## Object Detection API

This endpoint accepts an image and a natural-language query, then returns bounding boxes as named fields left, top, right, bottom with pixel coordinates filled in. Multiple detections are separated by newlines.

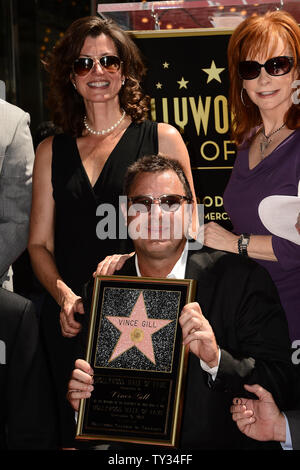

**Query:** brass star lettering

left=202, top=60, right=225, bottom=83
left=177, top=77, right=189, bottom=89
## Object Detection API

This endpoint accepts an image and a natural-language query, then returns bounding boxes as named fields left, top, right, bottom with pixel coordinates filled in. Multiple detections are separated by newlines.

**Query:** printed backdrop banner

left=134, top=30, right=235, bottom=229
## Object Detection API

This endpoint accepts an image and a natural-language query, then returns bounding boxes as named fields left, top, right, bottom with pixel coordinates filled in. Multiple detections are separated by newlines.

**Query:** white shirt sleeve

left=200, top=347, right=221, bottom=381
left=280, top=413, right=293, bottom=450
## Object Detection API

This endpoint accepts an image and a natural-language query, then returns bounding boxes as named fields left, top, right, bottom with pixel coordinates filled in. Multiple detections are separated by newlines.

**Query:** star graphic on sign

left=163, top=61, right=169, bottom=69
left=106, top=292, right=173, bottom=364
left=177, top=77, right=189, bottom=89
left=202, top=60, right=225, bottom=83
left=156, top=82, right=163, bottom=89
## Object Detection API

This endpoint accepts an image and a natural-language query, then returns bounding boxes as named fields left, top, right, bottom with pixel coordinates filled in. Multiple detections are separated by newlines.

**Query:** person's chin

left=139, top=237, right=172, bottom=253
left=147, top=237, right=171, bottom=246
left=146, top=236, right=184, bottom=252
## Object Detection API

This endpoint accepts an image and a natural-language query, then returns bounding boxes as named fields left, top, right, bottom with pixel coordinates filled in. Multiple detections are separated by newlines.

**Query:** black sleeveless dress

left=40, top=120, right=158, bottom=447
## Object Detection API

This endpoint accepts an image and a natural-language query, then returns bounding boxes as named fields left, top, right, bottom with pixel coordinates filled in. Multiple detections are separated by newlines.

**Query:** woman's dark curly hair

left=44, top=16, right=149, bottom=136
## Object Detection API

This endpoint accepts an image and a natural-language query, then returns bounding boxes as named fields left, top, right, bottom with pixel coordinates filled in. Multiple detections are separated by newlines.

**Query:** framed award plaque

left=76, top=275, right=196, bottom=448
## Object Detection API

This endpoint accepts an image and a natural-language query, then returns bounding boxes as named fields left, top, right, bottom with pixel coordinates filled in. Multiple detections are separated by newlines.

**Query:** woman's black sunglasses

left=238, top=56, right=294, bottom=80
left=73, top=55, right=122, bottom=76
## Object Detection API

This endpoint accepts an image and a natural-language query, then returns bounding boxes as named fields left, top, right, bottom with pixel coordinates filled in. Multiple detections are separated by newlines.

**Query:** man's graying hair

left=123, top=154, right=193, bottom=201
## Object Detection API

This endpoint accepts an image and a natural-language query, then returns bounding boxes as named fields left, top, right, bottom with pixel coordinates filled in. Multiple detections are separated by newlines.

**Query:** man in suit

left=0, top=99, right=34, bottom=290
left=67, top=154, right=296, bottom=449
left=0, top=287, right=57, bottom=448
left=230, top=383, right=300, bottom=450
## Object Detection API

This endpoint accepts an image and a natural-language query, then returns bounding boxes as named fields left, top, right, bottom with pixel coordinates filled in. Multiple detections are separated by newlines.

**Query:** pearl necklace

left=260, top=123, right=285, bottom=157
left=83, top=110, right=126, bottom=135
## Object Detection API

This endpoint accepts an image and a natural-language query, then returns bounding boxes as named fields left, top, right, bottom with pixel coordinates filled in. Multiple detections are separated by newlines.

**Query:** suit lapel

left=185, top=249, right=217, bottom=319
left=117, top=256, right=137, bottom=276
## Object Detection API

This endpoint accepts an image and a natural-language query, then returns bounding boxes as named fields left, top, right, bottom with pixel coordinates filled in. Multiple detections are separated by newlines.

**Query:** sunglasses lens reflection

left=239, top=61, right=260, bottom=80
left=239, top=56, right=293, bottom=80
left=73, top=58, right=93, bottom=76
left=101, top=55, right=121, bottom=72
left=265, top=57, right=293, bottom=75
left=160, top=196, right=182, bottom=211
left=73, top=56, right=121, bottom=76
left=129, top=195, right=187, bottom=213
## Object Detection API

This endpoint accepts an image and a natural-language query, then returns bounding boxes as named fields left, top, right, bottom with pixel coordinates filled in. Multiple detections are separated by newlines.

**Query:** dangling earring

left=122, top=79, right=125, bottom=86
left=72, top=81, right=77, bottom=90
left=241, top=88, right=247, bottom=106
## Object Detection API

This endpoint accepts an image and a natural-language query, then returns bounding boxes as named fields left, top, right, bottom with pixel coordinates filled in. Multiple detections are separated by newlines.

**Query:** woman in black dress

left=28, top=16, right=196, bottom=448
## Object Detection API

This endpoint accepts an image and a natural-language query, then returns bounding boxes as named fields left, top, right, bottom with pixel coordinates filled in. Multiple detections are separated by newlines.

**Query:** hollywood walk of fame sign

left=134, top=30, right=235, bottom=230
left=76, top=275, right=196, bottom=447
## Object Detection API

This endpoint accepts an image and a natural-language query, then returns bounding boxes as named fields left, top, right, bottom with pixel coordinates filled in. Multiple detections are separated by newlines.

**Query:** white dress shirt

left=281, top=413, right=293, bottom=450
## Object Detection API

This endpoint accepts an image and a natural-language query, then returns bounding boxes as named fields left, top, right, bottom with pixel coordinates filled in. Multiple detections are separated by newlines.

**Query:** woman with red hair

left=204, top=10, right=300, bottom=342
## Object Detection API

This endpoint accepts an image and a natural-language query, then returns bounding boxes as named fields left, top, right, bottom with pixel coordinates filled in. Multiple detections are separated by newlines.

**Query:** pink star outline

left=106, top=291, right=173, bottom=364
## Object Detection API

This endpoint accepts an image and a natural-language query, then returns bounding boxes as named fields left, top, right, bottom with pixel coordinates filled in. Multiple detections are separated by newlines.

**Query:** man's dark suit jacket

left=82, top=247, right=296, bottom=450
left=286, top=410, right=300, bottom=450
left=0, top=287, right=57, bottom=449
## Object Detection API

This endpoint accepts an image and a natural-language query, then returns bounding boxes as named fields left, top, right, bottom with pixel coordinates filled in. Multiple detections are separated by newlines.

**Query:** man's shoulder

left=0, top=288, right=35, bottom=317
left=186, top=247, right=278, bottom=303
left=0, top=99, right=27, bottom=121
left=115, top=248, right=262, bottom=279
left=117, top=256, right=137, bottom=276
left=187, top=246, right=264, bottom=277
left=0, top=100, right=29, bottom=147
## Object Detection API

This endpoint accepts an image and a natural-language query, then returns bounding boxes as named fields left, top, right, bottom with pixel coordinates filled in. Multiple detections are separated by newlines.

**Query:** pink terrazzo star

left=106, top=291, right=173, bottom=364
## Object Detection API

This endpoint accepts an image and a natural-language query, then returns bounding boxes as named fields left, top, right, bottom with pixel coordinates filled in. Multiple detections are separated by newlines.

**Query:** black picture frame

left=76, top=274, right=196, bottom=448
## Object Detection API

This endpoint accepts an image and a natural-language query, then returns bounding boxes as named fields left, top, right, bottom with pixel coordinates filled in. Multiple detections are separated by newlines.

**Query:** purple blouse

left=223, top=129, right=300, bottom=342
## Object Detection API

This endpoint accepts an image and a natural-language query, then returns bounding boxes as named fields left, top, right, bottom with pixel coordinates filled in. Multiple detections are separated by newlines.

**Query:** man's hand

left=179, top=302, right=219, bottom=367
left=93, top=252, right=135, bottom=277
left=67, top=359, right=94, bottom=411
left=230, top=384, right=286, bottom=442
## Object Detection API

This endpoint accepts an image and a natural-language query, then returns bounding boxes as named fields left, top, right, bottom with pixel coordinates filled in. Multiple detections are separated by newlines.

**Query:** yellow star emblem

left=202, top=60, right=225, bottom=83
left=163, top=62, right=169, bottom=69
left=177, top=77, right=189, bottom=89
left=156, top=82, right=163, bottom=89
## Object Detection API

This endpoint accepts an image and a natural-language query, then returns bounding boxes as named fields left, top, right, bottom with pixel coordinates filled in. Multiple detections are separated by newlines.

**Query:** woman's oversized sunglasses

left=238, top=56, right=294, bottom=80
left=73, top=55, right=122, bottom=76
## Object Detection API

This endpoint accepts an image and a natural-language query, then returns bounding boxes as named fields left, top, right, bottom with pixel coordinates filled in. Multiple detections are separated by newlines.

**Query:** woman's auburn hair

left=227, top=10, right=300, bottom=146
left=44, top=16, right=150, bottom=136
